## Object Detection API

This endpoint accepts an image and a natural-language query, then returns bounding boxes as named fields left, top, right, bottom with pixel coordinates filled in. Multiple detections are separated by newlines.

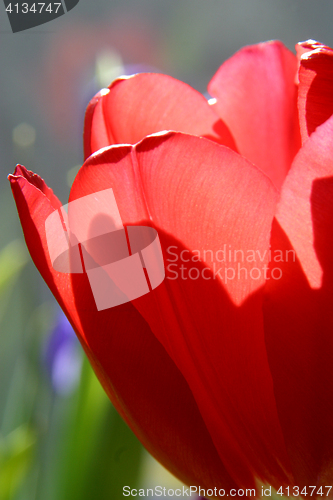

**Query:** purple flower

left=44, top=311, right=82, bottom=396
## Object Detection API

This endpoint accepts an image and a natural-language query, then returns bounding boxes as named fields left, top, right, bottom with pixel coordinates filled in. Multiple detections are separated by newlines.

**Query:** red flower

left=9, top=40, right=333, bottom=493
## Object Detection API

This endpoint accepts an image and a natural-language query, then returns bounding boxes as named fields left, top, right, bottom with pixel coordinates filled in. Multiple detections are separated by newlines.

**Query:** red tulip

left=9, top=40, right=333, bottom=495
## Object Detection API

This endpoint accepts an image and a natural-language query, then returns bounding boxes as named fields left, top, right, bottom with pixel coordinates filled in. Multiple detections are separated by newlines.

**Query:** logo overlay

left=4, top=0, right=80, bottom=33
left=45, top=189, right=165, bottom=311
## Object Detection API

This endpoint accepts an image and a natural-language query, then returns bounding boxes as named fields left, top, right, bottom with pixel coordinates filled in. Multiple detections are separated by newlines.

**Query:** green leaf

left=60, top=359, right=143, bottom=500
left=0, top=240, right=29, bottom=323
left=36, top=357, right=144, bottom=500
left=0, top=425, right=36, bottom=500
left=0, top=240, right=28, bottom=294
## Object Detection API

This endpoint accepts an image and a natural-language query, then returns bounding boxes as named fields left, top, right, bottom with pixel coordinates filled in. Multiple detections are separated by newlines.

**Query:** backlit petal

left=71, top=132, right=292, bottom=488
left=208, top=41, right=301, bottom=189
left=83, top=73, right=236, bottom=159
left=264, top=115, right=333, bottom=486
left=297, top=40, right=333, bottom=142
left=9, top=164, right=236, bottom=491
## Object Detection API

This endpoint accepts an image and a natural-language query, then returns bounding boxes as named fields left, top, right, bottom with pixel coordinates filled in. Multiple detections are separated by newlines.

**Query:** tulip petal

left=8, top=166, right=77, bottom=317
left=263, top=116, right=333, bottom=486
left=208, top=41, right=301, bottom=189
left=70, top=132, right=292, bottom=488
left=83, top=73, right=236, bottom=159
left=297, top=40, right=333, bottom=142
left=275, top=115, right=333, bottom=288
left=9, top=165, right=237, bottom=491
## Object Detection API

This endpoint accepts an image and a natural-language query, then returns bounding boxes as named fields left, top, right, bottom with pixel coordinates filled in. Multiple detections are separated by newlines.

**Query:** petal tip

left=8, top=164, right=27, bottom=181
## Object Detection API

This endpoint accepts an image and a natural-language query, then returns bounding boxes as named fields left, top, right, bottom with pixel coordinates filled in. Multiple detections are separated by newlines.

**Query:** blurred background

left=0, top=1, right=333, bottom=498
